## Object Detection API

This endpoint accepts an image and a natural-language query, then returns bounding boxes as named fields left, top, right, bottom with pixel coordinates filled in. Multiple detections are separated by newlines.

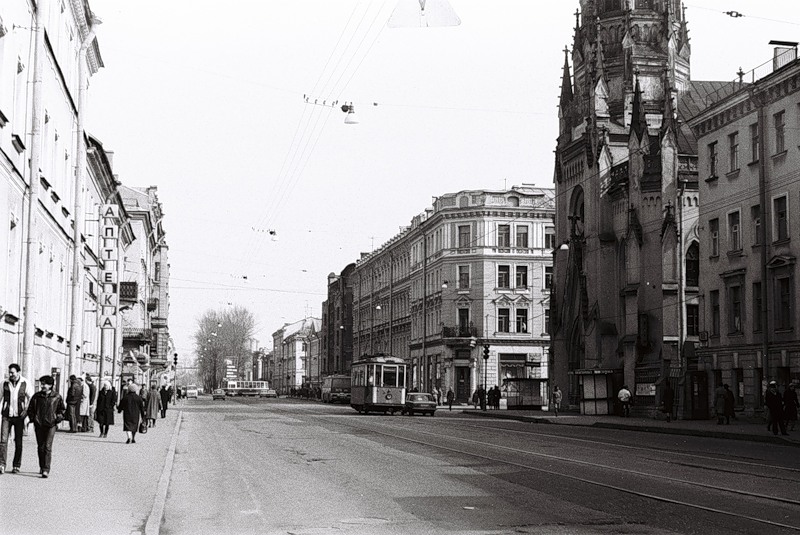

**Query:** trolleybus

left=223, top=379, right=270, bottom=397
left=350, top=355, right=407, bottom=414
left=321, top=375, right=351, bottom=403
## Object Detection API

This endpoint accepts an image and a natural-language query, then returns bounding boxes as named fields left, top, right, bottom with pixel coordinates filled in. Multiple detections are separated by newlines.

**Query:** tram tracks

left=276, top=405, right=800, bottom=532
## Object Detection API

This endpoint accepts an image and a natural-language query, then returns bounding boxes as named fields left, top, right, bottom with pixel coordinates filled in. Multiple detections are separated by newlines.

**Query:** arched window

left=686, top=242, right=699, bottom=286
left=569, top=186, right=585, bottom=237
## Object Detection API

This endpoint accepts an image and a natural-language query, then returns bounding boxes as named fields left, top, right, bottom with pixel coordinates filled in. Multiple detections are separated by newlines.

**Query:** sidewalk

left=0, top=409, right=181, bottom=535
left=461, top=407, right=800, bottom=447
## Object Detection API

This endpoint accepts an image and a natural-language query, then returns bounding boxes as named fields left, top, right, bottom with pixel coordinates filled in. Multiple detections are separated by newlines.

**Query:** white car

left=186, top=385, right=199, bottom=399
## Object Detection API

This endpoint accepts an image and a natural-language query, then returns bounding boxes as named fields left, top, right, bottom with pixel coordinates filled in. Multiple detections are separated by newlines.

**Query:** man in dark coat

left=662, top=381, right=675, bottom=422
left=159, top=385, right=170, bottom=418
left=765, top=381, right=788, bottom=436
left=27, top=375, right=65, bottom=478
left=723, top=384, right=736, bottom=424
left=65, top=375, right=82, bottom=433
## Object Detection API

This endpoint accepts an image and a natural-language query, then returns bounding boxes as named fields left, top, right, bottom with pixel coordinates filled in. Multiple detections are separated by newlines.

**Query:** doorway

left=455, top=366, right=471, bottom=402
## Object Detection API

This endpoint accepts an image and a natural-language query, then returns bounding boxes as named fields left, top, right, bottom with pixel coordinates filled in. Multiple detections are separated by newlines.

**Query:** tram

left=350, top=354, right=407, bottom=414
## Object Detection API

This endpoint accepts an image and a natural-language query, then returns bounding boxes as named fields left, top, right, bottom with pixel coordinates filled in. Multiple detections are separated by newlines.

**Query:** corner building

left=351, top=186, right=554, bottom=403
left=551, top=0, right=737, bottom=416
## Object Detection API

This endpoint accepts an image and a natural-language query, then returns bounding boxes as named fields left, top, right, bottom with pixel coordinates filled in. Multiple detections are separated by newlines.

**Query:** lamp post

left=482, top=344, right=490, bottom=411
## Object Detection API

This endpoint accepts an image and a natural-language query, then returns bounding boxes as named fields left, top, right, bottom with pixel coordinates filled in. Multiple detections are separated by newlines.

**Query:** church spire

left=630, top=74, right=647, bottom=140
left=560, top=46, right=573, bottom=106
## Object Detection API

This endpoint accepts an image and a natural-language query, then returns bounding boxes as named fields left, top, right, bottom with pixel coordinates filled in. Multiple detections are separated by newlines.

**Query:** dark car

left=212, top=388, right=226, bottom=401
left=402, top=393, right=437, bottom=416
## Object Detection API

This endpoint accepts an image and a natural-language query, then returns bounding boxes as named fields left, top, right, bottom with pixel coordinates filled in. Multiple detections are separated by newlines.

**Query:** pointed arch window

left=686, top=242, right=699, bottom=286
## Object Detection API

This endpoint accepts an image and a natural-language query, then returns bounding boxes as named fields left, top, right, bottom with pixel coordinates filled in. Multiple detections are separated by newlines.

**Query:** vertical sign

left=99, top=204, right=119, bottom=329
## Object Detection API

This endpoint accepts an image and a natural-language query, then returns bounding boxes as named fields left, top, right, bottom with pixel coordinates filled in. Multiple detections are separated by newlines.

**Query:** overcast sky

left=85, top=0, right=798, bottom=358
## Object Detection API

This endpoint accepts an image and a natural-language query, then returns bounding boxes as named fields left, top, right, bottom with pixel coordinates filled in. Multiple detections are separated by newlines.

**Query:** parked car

left=402, top=393, right=437, bottom=416
left=186, top=385, right=199, bottom=399
left=260, top=389, right=278, bottom=398
left=212, top=388, right=226, bottom=401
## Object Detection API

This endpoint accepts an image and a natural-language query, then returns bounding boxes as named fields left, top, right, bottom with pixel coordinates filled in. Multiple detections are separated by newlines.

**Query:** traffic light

left=173, top=353, right=178, bottom=367
left=483, top=344, right=490, bottom=360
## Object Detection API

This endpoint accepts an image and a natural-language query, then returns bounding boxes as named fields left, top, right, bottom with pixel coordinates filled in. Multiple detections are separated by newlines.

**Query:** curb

left=462, top=410, right=800, bottom=448
left=144, top=410, right=182, bottom=535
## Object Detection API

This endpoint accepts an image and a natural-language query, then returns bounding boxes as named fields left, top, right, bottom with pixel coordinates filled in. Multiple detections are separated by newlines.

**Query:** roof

left=676, top=80, right=745, bottom=155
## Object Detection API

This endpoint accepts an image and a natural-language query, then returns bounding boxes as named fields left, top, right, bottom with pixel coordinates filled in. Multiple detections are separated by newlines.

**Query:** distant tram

left=350, top=355, right=407, bottom=414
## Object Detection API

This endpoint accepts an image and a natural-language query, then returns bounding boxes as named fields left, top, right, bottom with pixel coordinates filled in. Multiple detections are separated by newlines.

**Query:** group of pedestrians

left=764, top=380, right=799, bottom=436
left=713, top=383, right=737, bottom=425
left=470, top=384, right=502, bottom=411
left=0, top=363, right=175, bottom=479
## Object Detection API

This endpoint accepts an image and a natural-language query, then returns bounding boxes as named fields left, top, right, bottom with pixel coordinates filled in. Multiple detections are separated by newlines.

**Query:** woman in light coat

left=145, top=383, right=162, bottom=428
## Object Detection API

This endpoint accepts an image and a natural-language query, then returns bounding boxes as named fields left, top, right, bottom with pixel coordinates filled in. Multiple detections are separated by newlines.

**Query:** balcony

left=441, top=325, right=478, bottom=347
left=120, top=282, right=138, bottom=302
left=147, top=298, right=159, bottom=312
left=123, top=328, right=152, bottom=342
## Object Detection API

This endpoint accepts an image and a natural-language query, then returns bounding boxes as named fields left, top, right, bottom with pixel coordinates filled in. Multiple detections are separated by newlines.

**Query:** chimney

left=769, top=40, right=798, bottom=71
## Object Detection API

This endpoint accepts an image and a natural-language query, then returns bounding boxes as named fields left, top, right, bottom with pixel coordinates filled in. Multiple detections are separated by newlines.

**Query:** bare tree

left=193, top=306, right=257, bottom=391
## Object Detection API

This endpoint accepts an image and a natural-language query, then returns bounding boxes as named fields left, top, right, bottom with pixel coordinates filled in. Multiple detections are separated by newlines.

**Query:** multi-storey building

left=0, top=0, right=103, bottom=390
left=351, top=186, right=554, bottom=403
left=321, top=265, right=355, bottom=376
left=688, top=46, right=800, bottom=414
left=550, top=0, right=739, bottom=417
left=271, top=317, right=320, bottom=394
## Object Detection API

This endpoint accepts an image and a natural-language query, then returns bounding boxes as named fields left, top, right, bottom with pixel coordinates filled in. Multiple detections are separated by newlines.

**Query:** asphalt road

left=162, top=397, right=800, bottom=535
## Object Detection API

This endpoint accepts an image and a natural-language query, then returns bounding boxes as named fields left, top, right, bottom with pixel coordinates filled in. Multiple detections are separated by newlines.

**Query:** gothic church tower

left=551, top=0, right=701, bottom=415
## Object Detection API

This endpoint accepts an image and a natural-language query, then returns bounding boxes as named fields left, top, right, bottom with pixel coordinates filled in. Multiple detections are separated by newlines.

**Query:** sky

left=85, top=0, right=799, bottom=359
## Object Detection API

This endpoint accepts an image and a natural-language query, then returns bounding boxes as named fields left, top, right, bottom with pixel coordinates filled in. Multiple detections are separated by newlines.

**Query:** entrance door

left=690, top=371, right=709, bottom=420
left=455, top=366, right=471, bottom=402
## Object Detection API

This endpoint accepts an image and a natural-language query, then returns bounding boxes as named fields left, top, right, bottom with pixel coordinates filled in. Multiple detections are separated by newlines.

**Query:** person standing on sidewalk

left=159, top=384, right=170, bottom=419
left=713, top=384, right=726, bottom=425
left=65, top=375, right=82, bottom=433
left=78, top=376, right=90, bottom=432
left=723, top=384, right=736, bottom=424
left=618, top=385, right=632, bottom=417
left=552, top=385, right=562, bottom=417
left=95, top=381, right=116, bottom=438
left=446, top=388, right=455, bottom=411
left=86, top=376, right=97, bottom=433
left=784, top=383, right=798, bottom=432
left=765, top=381, right=788, bottom=436
left=145, top=383, right=161, bottom=428
left=27, top=375, right=65, bottom=478
left=1, top=363, right=31, bottom=474
left=118, top=383, right=145, bottom=443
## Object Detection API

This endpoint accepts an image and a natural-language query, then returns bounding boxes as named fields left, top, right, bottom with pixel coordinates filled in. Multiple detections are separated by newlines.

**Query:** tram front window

left=382, top=366, right=398, bottom=387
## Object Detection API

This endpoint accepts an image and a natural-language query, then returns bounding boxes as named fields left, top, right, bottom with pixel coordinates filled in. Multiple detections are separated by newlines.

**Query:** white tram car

left=350, top=355, right=407, bottom=414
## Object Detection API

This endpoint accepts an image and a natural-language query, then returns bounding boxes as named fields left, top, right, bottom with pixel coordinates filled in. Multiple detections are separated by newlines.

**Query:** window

left=686, top=242, right=699, bottom=286
left=497, top=225, right=511, bottom=248
left=774, top=110, right=785, bottom=154
left=516, top=226, right=529, bottom=248
left=728, top=285, right=743, bottom=333
left=516, top=308, right=528, bottom=333
left=710, top=290, right=720, bottom=336
left=728, top=131, right=739, bottom=172
left=544, top=227, right=556, bottom=250
left=458, top=265, right=470, bottom=289
left=775, top=276, right=793, bottom=330
left=750, top=123, right=759, bottom=162
left=497, top=308, right=510, bottom=332
left=497, top=265, right=510, bottom=288
left=544, top=266, right=553, bottom=289
left=774, top=195, right=788, bottom=241
left=709, top=218, right=719, bottom=256
left=515, top=266, right=528, bottom=288
left=734, top=368, right=744, bottom=406
left=154, top=262, right=161, bottom=281
left=544, top=309, right=550, bottom=335
left=727, top=211, right=741, bottom=251
left=458, top=225, right=471, bottom=249
left=751, top=205, right=761, bottom=246
left=686, top=304, right=699, bottom=336
left=458, top=308, right=470, bottom=333
left=635, top=0, right=653, bottom=8
left=708, top=141, right=718, bottom=177
left=753, top=282, right=762, bottom=332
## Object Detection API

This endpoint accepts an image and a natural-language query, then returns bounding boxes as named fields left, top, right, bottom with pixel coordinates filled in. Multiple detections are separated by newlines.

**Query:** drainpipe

left=21, top=0, right=48, bottom=379
left=68, top=16, right=101, bottom=378
left=756, top=95, right=770, bottom=385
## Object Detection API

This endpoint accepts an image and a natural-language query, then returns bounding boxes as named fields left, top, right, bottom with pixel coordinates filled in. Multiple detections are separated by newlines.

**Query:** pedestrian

left=713, top=384, right=726, bottom=425
left=471, top=389, right=478, bottom=409
left=765, top=380, right=788, bottom=436
left=552, top=385, right=562, bottom=416
left=477, top=384, right=487, bottom=411
left=723, top=384, right=735, bottom=424
left=662, top=381, right=674, bottom=422
left=26, top=375, right=65, bottom=478
left=159, top=384, right=170, bottom=418
left=78, top=376, right=90, bottom=432
left=65, top=375, right=82, bottom=433
left=94, top=380, right=116, bottom=438
left=446, top=388, right=455, bottom=411
left=618, top=385, right=632, bottom=417
left=117, top=383, right=145, bottom=444
left=145, top=383, right=161, bottom=428
left=494, top=386, right=501, bottom=410
left=86, top=376, right=97, bottom=433
left=1, top=363, right=32, bottom=474
left=784, top=383, right=798, bottom=432
left=436, top=387, right=442, bottom=406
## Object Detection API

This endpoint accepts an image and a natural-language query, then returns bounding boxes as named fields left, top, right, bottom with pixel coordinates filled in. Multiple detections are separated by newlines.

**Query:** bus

left=350, top=355, right=407, bottom=415
left=321, top=375, right=351, bottom=404
left=223, top=380, right=270, bottom=397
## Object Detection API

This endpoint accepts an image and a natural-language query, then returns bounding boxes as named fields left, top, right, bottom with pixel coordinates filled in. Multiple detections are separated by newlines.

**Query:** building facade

left=689, top=47, right=800, bottom=414
left=271, top=317, right=321, bottom=394
left=351, top=186, right=555, bottom=403
left=321, top=264, right=355, bottom=377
